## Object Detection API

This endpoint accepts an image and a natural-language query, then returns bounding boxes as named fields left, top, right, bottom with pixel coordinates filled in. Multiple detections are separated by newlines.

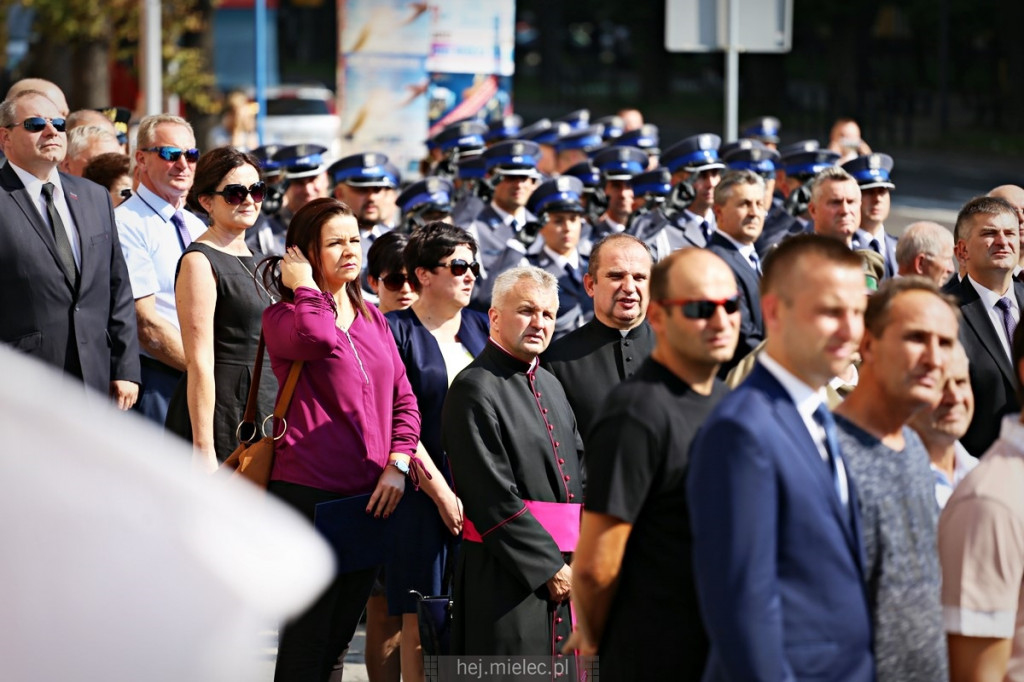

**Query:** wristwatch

left=390, top=458, right=411, bottom=475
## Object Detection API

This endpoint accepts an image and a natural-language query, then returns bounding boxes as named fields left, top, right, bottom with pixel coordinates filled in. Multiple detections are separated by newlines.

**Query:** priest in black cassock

left=442, top=265, right=584, bottom=665
left=543, top=233, right=655, bottom=439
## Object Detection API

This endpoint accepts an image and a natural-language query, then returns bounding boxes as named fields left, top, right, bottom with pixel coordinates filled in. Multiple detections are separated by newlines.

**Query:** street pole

left=141, top=0, right=162, bottom=115
left=255, top=0, right=267, bottom=144
left=723, top=0, right=739, bottom=141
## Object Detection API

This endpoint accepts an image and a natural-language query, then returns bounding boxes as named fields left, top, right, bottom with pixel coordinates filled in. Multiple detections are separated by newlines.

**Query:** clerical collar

left=488, top=338, right=539, bottom=374
left=595, top=316, right=647, bottom=339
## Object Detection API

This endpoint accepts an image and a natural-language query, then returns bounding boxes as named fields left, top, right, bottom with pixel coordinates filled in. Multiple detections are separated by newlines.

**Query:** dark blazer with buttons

left=543, top=317, right=655, bottom=440
left=0, top=162, right=139, bottom=393
left=707, top=232, right=764, bottom=376
left=943, top=275, right=1024, bottom=456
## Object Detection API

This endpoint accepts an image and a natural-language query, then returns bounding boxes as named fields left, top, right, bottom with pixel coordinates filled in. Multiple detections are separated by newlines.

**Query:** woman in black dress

left=166, top=147, right=277, bottom=470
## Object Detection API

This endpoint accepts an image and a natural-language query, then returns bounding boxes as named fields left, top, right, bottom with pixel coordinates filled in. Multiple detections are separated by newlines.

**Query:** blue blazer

left=386, top=307, right=490, bottom=473
left=687, top=363, right=874, bottom=682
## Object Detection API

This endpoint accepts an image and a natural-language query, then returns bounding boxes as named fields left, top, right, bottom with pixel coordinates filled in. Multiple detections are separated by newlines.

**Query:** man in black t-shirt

left=567, top=248, right=740, bottom=680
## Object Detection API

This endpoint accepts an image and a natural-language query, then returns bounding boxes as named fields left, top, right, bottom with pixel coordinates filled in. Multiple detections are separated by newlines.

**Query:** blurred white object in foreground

left=0, top=346, right=334, bottom=681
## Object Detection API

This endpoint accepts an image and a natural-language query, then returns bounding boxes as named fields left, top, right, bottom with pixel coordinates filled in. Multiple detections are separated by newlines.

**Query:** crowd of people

left=3, top=74, right=1024, bottom=682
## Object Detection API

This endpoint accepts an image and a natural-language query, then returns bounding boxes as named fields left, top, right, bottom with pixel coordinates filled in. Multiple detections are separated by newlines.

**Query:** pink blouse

left=263, top=287, right=420, bottom=495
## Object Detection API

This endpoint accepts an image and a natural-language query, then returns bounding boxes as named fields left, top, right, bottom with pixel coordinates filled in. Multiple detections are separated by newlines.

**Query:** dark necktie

left=564, top=262, right=581, bottom=285
left=171, top=210, right=192, bottom=249
left=869, top=237, right=882, bottom=255
left=509, top=217, right=519, bottom=232
left=812, top=403, right=846, bottom=506
left=700, top=220, right=711, bottom=243
left=748, top=250, right=762, bottom=276
left=41, top=182, right=78, bottom=287
left=995, top=297, right=1018, bottom=351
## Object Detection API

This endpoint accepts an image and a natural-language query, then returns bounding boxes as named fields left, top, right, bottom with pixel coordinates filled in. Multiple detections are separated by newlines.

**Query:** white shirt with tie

left=8, top=161, right=80, bottom=267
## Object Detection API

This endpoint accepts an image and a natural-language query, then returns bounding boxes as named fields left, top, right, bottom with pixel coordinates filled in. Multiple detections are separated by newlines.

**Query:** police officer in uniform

left=271, top=143, right=329, bottom=228
left=464, top=140, right=541, bottom=310
left=395, top=176, right=454, bottom=232
left=590, top=146, right=649, bottom=244
left=845, top=153, right=898, bottom=279
left=526, top=176, right=594, bottom=339
left=630, top=133, right=725, bottom=260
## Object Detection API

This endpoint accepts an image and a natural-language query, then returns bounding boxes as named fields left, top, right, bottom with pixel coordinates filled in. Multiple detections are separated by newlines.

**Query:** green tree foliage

left=0, top=0, right=218, bottom=113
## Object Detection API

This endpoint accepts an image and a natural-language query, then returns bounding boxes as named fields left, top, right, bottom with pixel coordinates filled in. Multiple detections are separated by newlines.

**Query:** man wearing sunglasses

left=688, top=235, right=874, bottom=682
left=115, top=114, right=207, bottom=424
left=707, top=169, right=767, bottom=377
left=0, top=88, right=140, bottom=408
left=568, top=248, right=738, bottom=679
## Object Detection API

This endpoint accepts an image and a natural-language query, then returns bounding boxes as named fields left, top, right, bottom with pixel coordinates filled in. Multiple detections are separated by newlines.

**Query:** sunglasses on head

left=658, top=295, right=741, bottom=319
left=9, top=117, right=66, bottom=133
left=211, top=182, right=267, bottom=205
left=380, top=272, right=411, bottom=292
left=435, top=258, right=481, bottom=278
left=143, top=146, right=200, bottom=163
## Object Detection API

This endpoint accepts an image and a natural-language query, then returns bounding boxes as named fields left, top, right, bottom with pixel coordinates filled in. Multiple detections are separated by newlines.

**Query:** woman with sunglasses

left=259, top=198, right=420, bottom=681
left=383, top=221, right=488, bottom=681
left=165, top=147, right=276, bottom=470
left=366, top=231, right=417, bottom=314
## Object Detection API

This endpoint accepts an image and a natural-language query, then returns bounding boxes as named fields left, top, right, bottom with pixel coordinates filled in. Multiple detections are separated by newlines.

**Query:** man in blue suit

left=688, top=234, right=875, bottom=681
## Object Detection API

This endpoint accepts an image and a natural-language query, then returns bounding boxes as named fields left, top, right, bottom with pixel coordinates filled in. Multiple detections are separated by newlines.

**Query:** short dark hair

left=186, top=146, right=261, bottom=216
left=761, top=234, right=863, bottom=300
left=366, top=230, right=408, bottom=279
left=82, top=152, right=130, bottom=191
left=863, top=276, right=959, bottom=338
left=258, top=197, right=370, bottom=319
left=403, top=221, right=477, bottom=292
left=954, top=195, right=1017, bottom=243
left=587, top=232, right=652, bottom=279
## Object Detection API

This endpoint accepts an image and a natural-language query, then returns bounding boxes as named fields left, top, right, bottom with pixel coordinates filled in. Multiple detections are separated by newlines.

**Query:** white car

left=256, top=85, right=342, bottom=158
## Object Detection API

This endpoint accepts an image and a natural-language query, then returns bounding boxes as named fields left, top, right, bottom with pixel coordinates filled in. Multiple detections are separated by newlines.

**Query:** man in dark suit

left=943, top=196, right=1023, bottom=456
left=0, top=88, right=139, bottom=406
left=688, top=235, right=874, bottom=681
left=707, top=169, right=766, bottom=375
left=543, top=233, right=655, bottom=440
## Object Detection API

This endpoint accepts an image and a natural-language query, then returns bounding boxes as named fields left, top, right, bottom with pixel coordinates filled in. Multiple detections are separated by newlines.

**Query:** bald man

left=989, top=185, right=1024, bottom=280
left=896, top=221, right=956, bottom=286
left=6, top=78, right=69, bottom=117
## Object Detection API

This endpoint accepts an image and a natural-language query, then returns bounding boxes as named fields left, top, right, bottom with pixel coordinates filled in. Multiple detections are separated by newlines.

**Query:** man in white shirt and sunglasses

left=115, top=114, right=207, bottom=424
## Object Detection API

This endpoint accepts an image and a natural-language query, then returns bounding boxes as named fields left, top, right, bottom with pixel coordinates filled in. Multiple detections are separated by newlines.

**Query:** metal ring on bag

left=234, top=421, right=256, bottom=443
left=262, top=414, right=288, bottom=441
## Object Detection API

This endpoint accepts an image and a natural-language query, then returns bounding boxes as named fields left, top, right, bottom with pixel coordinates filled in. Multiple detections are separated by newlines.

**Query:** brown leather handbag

left=221, top=333, right=303, bottom=488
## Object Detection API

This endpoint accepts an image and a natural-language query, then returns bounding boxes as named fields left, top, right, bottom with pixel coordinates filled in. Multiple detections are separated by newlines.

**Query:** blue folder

left=313, top=493, right=404, bottom=573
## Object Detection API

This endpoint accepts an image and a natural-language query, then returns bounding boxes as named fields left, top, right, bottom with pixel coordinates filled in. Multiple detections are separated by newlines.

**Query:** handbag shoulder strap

left=241, top=332, right=266, bottom=425
left=274, top=360, right=304, bottom=419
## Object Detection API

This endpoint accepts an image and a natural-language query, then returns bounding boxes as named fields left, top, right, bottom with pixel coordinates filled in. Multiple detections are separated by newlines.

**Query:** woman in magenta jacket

left=260, top=197, right=421, bottom=682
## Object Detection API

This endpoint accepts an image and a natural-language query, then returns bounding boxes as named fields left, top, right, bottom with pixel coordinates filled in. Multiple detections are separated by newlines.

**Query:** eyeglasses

left=142, top=146, right=200, bottom=163
left=380, top=272, right=411, bottom=292
left=8, top=117, right=66, bottom=133
left=210, top=182, right=267, bottom=205
left=657, top=295, right=741, bottom=319
left=434, top=258, right=480, bottom=278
